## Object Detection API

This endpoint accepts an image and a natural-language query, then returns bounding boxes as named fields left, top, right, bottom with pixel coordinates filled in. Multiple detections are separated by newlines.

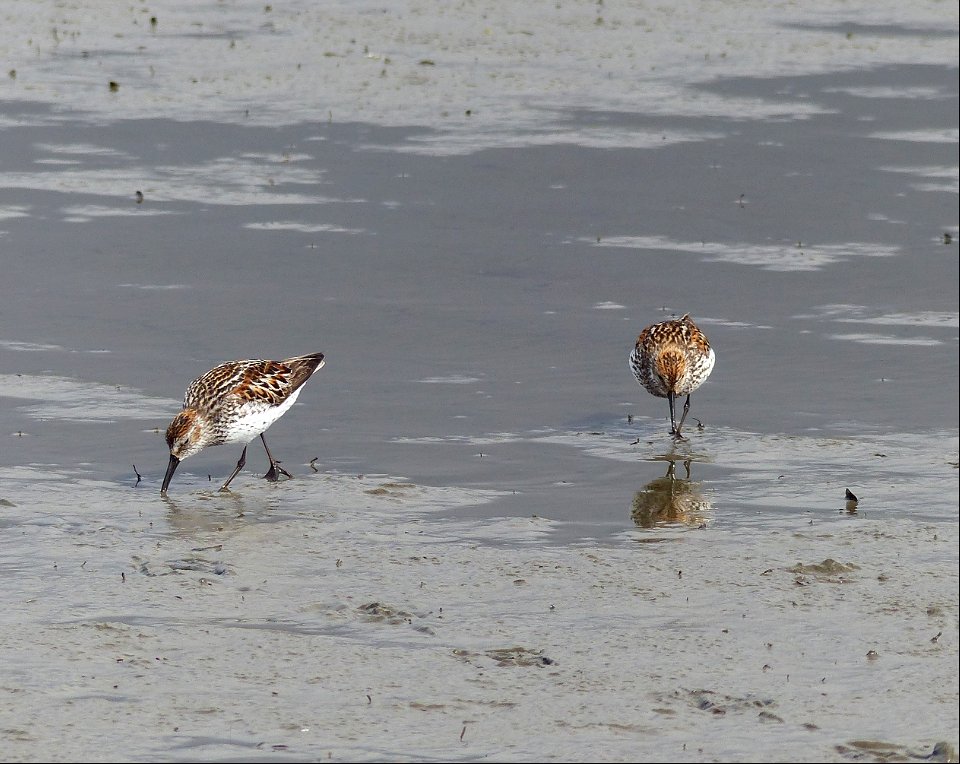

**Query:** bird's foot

left=263, top=462, right=293, bottom=482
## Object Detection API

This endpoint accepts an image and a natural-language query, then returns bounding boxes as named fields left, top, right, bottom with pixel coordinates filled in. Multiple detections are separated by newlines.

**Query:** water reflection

left=160, top=489, right=264, bottom=537
left=630, top=458, right=711, bottom=528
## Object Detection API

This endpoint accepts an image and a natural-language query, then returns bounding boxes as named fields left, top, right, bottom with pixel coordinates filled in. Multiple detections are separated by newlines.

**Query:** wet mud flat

left=0, top=461, right=955, bottom=763
left=0, top=415, right=956, bottom=761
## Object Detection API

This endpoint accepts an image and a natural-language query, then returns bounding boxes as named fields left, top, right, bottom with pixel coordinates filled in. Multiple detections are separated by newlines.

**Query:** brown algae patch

left=484, top=646, right=555, bottom=668
left=834, top=739, right=958, bottom=762
left=357, top=601, right=415, bottom=624
left=790, top=558, right=860, bottom=583
left=452, top=647, right=556, bottom=669
left=364, top=482, right=418, bottom=497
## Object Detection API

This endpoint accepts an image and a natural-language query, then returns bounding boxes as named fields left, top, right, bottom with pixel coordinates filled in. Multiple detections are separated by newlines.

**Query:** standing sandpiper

left=161, top=352, right=325, bottom=494
left=630, top=315, right=714, bottom=439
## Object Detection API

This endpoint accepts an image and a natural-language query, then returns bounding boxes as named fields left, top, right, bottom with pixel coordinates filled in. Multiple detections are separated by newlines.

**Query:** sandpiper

left=630, top=315, right=714, bottom=439
left=161, top=352, right=325, bottom=494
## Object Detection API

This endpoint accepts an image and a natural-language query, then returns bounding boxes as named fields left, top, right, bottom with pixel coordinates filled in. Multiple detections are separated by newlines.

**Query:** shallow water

left=1, top=2, right=958, bottom=762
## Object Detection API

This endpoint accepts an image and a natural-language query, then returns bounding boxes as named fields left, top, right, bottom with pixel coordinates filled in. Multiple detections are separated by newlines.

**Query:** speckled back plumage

left=630, top=314, right=714, bottom=399
left=170, top=353, right=325, bottom=448
left=162, top=352, right=325, bottom=493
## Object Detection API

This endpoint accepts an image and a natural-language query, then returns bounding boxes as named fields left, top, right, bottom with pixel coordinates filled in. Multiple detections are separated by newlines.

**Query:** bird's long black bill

left=161, top=454, right=180, bottom=495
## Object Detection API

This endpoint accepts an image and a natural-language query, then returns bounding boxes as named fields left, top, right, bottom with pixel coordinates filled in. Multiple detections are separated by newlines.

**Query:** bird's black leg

left=668, top=391, right=687, bottom=441
left=220, top=446, right=247, bottom=491
left=675, top=394, right=692, bottom=439
left=261, top=434, right=293, bottom=481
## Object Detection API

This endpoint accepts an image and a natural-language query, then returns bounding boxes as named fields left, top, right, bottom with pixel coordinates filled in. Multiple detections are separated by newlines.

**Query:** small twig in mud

left=132, top=465, right=142, bottom=486
left=309, top=457, right=319, bottom=472
left=460, top=726, right=466, bottom=742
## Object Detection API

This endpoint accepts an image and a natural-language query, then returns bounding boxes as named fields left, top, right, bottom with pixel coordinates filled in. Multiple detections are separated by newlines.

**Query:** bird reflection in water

left=630, top=458, right=711, bottom=528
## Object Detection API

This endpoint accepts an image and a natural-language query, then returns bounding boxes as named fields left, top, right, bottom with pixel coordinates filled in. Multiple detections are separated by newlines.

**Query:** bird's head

left=161, top=409, right=208, bottom=494
left=655, top=348, right=687, bottom=392
left=165, top=409, right=209, bottom=460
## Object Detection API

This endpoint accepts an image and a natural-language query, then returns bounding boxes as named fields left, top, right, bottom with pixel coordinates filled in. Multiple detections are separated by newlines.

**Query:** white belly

left=221, top=387, right=303, bottom=444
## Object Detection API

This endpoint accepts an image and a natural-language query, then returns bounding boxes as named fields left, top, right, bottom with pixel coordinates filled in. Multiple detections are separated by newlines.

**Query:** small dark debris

left=930, top=742, right=958, bottom=761
left=845, top=488, right=858, bottom=502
